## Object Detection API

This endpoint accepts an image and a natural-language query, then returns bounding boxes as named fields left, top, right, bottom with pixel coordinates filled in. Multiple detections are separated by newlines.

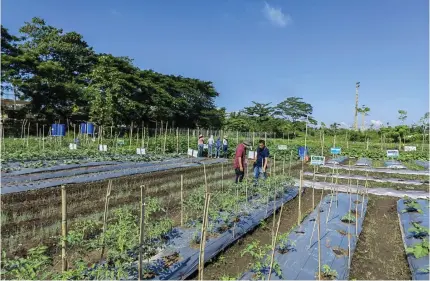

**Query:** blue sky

left=2, top=0, right=428, bottom=126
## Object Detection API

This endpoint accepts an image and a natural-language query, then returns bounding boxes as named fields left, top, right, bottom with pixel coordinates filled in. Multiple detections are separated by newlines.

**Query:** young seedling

left=408, top=222, right=429, bottom=239
left=316, top=264, right=338, bottom=280
left=341, top=212, right=356, bottom=224
left=402, top=199, right=423, bottom=214
left=406, top=238, right=429, bottom=259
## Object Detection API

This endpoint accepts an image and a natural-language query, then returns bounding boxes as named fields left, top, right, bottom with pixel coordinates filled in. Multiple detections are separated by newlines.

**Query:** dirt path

left=349, top=195, right=411, bottom=280
left=190, top=188, right=323, bottom=280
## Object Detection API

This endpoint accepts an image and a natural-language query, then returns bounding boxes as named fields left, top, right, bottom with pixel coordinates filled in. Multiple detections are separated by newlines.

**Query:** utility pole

left=354, top=82, right=360, bottom=131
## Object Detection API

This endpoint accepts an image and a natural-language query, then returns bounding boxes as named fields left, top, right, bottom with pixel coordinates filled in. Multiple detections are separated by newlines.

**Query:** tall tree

left=398, top=110, right=407, bottom=124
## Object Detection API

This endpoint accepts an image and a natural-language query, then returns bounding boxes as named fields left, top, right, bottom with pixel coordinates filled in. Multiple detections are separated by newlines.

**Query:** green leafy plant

left=1, top=246, right=52, bottom=280
left=241, top=241, right=282, bottom=279
left=402, top=199, right=423, bottom=214
left=341, top=212, right=356, bottom=223
left=318, top=264, right=338, bottom=280
left=276, top=232, right=296, bottom=254
left=408, top=222, right=429, bottom=239
left=406, top=239, right=429, bottom=259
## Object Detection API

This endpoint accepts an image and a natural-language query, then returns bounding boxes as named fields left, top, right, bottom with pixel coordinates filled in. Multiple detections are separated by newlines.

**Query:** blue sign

left=298, top=146, right=308, bottom=160
left=330, top=147, right=341, bottom=155
left=311, top=155, right=325, bottom=166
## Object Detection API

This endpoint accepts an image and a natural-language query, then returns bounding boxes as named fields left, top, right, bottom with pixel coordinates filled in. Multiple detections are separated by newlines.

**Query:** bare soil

left=349, top=195, right=411, bottom=280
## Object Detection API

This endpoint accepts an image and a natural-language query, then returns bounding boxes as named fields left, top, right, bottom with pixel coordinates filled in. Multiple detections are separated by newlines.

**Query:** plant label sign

left=136, top=148, right=146, bottom=155
left=187, top=148, right=193, bottom=156
left=248, top=151, right=256, bottom=159
left=98, top=144, right=108, bottom=152
left=69, top=143, right=77, bottom=150
left=311, top=155, right=325, bottom=166
left=330, top=147, right=341, bottom=155
left=278, top=145, right=288, bottom=150
left=192, top=150, right=198, bottom=158
left=404, top=146, right=416, bottom=152
left=386, top=150, right=399, bottom=158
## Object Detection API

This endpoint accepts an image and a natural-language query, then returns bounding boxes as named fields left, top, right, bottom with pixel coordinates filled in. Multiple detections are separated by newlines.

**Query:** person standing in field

left=222, top=136, right=228, bottom=158
left=253, top=139, right=269, bottom=186
left=215, top=137, right=221, bottom=158
left=234, top=140, right=251, bottom=183
left=208, top=135, right=214, bottom=158
left=197, top=134, right=204, bottom=157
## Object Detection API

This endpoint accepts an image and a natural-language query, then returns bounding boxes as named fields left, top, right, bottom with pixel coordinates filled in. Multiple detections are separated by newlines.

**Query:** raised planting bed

left=326, top=156, right=349, bottom=165
left=384, top=160, right=406, bottom=169
left=125, top=186, right=300, bottom=280
left=1, top=158, right=227, bottom=194
left=397, top=198, right=430, bottom=280
left=415, top=160, right=430, bottom=170
left=240, top=192, right=368, bottom=280
left=355, top=158, right=372, bottom=167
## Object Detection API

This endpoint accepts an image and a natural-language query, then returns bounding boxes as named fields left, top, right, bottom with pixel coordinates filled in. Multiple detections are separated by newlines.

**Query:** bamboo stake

left=221, top=162, right=224, bottom=192
left=163, top=121, right=168, bottom=154
left=154, top=122, right=158, bottom=153
left=198, top=193, right=211, bottom=281
left=283, top=158, right=285, bottom=175
left=176, top=127, right=179, bottom=154
left=187, top=128, right=190, bottom=158
left=138, top=185, right=146, bottom=281
left=181, top=175, right=184, bottom=227
left=298, top=170, right=303, bottom=225
left=288, top=150, right=292, bottom=176
left=355, top=180, right=359, bottom=236
left=61, top=185, right=68, bottom=272
left=268, top=200, right=284, bottom=280
left=129, top=122, right=133, bottom=148
left=317, top=192, right=322, bottom=281
left=312, top=165, right=316, bottom=209
left=100, top=180, right=113, bottom=261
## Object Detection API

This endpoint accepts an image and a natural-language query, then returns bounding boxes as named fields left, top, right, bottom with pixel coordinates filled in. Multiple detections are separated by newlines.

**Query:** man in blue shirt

left=253, top=139, right=269, bottom=186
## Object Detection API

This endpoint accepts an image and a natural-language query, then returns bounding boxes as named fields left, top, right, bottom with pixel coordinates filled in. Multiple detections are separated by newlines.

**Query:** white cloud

left=371, top=120, right=383, bottom=128
left=262, top=2, right=292, bottom=28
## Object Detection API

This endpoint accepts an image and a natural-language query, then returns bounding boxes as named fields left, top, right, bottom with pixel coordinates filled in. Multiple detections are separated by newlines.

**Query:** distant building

left=1, top=98, right=30, bottom=120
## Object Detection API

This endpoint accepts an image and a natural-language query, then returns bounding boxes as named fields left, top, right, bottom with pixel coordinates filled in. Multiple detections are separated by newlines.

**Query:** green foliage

left=1, top=246, right=52, bottom=280
left=321, top=264, right=338, bottom=280
left=341, top=212, right=356, bottom=223
left=406, top=239, right=429, bottom=259
left=241, top=240, right=282, bottom=279
left=408, top=222, right=429, bottom=239
left=402, top=199, right=423, bottom=214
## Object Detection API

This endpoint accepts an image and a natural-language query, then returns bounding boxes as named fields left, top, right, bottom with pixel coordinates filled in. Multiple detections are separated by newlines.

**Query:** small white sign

left=98, top=144, right=108, bottom=152
left=136, top=148, right=146, bottom=155
left=69, top=143, right=77, bottom=150
left=311, top=155, right=325, bottom=166
left=278, top=145, right=288, bottom=150
left=404, top=146, right=417, bottom=152
left=248, top=151, right=256, bottom=159
left=192, top=150, right=198, bottom=157
left=386, top=149, right=399, bottom=158
left=187, top=148, right=193, bottom=156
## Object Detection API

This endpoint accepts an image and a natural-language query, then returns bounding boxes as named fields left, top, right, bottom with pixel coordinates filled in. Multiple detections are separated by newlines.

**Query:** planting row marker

left=298, top=169, right=303, bottom=226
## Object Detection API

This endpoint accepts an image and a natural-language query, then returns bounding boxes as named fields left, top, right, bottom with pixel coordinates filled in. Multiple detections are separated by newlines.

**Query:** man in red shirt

left=234, top=140, right=251, bottom=183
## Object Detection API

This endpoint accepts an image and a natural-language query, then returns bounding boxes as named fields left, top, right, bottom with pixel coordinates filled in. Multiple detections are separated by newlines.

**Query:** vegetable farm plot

left=397, top=198, right=430, bottom=280
left=240, top=192, right=368, bottom=280
left=1, top=157, right=227, bottom=194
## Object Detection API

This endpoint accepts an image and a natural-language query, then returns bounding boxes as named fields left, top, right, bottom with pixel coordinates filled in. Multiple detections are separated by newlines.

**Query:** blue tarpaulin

left=397, top=198, right=430, bottom=280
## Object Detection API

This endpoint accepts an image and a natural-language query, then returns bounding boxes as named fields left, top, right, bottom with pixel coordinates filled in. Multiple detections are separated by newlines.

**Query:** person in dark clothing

left=234, top=140, right=251, bottom=183
left=215, top=137, right=221, bottom=158
left=253, top=139, right=269, bottom=186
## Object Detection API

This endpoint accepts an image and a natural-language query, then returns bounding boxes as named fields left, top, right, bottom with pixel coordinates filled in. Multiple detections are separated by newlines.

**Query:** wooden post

left=61, top=185, right=68, bottom=272
left=181, top=175, right=184, bottom=226
left=137, top=185, right=146, bottom=280
left=100, top=180, right=113, bottom=261
left=129, top=122, right=133, bottom=148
